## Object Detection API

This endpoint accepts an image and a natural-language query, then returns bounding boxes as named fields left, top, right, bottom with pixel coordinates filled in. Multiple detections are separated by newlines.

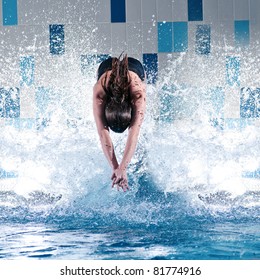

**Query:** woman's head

left=105, top=100, right=132, bottom=133
left=102, top=53, right=132, bottom=133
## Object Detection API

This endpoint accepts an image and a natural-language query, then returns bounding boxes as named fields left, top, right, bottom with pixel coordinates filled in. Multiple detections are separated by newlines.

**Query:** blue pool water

left=0, top=70, right=260, bottom=259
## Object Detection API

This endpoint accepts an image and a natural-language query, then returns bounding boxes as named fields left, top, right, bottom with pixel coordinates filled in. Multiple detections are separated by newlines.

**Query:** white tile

left=16, top=25, right=38, bottom=56
left=95, top=23, right=112, bottom=53
left=142, top=22, right=157, bottom=53
left=250, top=0, right=260, bottom=23
left=218, top=0, right=234, bottom=21
left=80, top=0, right=97, bottom=24
left=111, top=23, right=127, bottom=55
left=158, top=53, right=175, bottom=81
left=34, top=25, right=49, bottom=55
left=127, top=23, right=142, bottom=54
left=33, top=0, right=48, bottom=25
left=0, top=29, right=20, bottom=87
left=65, top=24, right=97, bottom=55
left=20, top=86, right=36, bottom=118
left=64, top=0, right=82, bottom=24
left=203, top=0, right=218, bottom=23
left=234, top=0, right=249, bottom=20
left=240, top=51, right=260, bottom=88
left=96, top=0, right=111, bottom=23
left=126, top=0, right=141, bottom=22
left=250, top=21, right=260, bottom=53
left=64, top=0, right=97, bottom=24
left=172, top=0, right=188, bottom=22
left=217, top=21, right=235, bottom=51
left=47, top=0, right=65, bottom=24
left=224, top=87, right=240, bottom=118
left=157, top=0, right=172, bottom=22
left=17, top=0, right=34, bottom=25
left=142, top=0, right=157, bottom=22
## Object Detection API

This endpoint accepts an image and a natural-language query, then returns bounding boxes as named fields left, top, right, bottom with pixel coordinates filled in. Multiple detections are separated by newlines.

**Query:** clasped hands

left=111, top=166, right=129, bottom=192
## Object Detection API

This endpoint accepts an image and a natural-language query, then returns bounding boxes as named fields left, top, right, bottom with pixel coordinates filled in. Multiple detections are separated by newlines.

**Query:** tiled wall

left=0, top=0, right=260, bottom=129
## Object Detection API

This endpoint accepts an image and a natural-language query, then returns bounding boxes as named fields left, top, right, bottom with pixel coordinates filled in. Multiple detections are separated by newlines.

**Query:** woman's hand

left=111, top=167, right=129, bottom=191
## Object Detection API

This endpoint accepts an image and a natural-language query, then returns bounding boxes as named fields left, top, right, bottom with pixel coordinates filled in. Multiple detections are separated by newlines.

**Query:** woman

left=93, top=54, right=146, bottom=191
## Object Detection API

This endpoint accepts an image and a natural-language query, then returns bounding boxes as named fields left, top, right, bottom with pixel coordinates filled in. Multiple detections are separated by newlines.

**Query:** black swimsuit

left=97, top=57, right=145, bottom=81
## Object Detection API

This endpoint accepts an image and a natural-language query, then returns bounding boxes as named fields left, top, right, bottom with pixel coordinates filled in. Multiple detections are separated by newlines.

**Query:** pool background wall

left=0, top=0, right=259, bottom=129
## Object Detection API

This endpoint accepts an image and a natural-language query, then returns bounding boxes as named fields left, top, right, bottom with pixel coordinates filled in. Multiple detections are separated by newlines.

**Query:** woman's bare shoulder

left=129, top=72, right=146, bottom=99
left=93, top=81, right=106, bottom=99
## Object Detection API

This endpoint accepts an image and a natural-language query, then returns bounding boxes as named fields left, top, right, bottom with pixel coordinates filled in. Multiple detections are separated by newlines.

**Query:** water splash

left=0, top=52, right=260, bottom=227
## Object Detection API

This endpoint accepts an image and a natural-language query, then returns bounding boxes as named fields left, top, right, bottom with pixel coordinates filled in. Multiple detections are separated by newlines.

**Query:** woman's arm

left=112, top=74, right=146, bottom=188
left=93, top=83, right=119, bottom=170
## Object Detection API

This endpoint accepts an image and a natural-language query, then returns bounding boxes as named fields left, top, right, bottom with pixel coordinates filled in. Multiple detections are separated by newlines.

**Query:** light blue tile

left=158, top=22, right=172, bottom=53
left=35, top=87, right=51, bottom=118
left=225, top=118, right=254, bottom=130
left=20, top=56, right=35, bottom=86
left=2, top=0, right=17, bottom=25
left=0, top=168, right=18, bottom=178
left=210, top=87, right=225, bottom=117
left=173, top=22, right=188, bottom=52
left=20, top=118, right=36, bottom=130
left=235, top=20, right=250, bottom=49
left=226, top=56, right=240, bottom=87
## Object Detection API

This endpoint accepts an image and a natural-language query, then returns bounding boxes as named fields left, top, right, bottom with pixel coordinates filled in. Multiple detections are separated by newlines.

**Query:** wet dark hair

left=102, top=53, right=132, bottom=133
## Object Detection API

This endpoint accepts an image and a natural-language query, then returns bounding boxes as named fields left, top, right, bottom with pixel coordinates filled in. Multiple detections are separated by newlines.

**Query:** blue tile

left=173, top=22, right=188, bottom=52
left=111, top=0, right=126, bottom=23
left=240, top=88, right=260, bottom=118
left=20, top=56, right=35, bottom=86
left=188, top=0, right=203, bottom=21
left=196, top=25, right=211, bottom=55
left=235, top=20, right=250, bottom=49
left=2, top=0, right=18, bottom=25
left=158, top=22, right=173, bottom=53
left=143, top=53, right=158, bottom=84
left=226, top=56, right=240, bottom=87
left=0, top=88, right=20, bottom=118
left=50, top=25, right=65, bottom=55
